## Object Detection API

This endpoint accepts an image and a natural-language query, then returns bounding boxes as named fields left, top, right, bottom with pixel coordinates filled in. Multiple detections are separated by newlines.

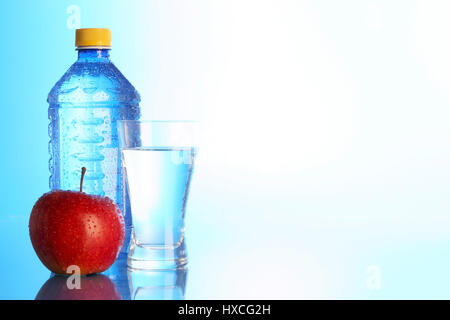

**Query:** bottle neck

left=77, top=48, right=111, bottom=62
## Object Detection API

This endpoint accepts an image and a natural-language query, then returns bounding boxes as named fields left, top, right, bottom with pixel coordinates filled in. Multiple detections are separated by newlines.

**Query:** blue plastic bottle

left=48, top=28, right=140, bottom=253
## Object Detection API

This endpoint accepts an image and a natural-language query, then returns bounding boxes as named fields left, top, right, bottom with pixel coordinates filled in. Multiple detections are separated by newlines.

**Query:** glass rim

left=117, top=119, right=199, bottom=149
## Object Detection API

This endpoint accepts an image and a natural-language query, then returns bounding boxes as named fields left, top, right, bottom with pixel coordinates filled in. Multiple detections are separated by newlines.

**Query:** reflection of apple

left=35, top=274, right=122, bottom=300
left=29, top=167, right=125, bottom=275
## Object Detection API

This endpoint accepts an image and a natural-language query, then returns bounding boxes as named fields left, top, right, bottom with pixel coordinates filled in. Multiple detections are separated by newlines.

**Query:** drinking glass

left=118, top=120, right=198, bottom=269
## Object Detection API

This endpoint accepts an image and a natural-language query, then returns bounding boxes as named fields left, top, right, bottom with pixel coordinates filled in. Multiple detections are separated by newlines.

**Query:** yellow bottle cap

left=75, top=28, right=111, bottom=49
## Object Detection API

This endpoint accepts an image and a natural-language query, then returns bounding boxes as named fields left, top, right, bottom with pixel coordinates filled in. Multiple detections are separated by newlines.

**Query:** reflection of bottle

left=35, top=274, right=121, bottom=300
left=48, top=28, right=140, bottom=253
left=102, top=253, right=131, bottom=300
left=128, top=268, right=188, bottom=300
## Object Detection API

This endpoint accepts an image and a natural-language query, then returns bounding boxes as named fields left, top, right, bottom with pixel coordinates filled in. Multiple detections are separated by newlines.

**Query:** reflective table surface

left=2, top=205, right=450, bottom=299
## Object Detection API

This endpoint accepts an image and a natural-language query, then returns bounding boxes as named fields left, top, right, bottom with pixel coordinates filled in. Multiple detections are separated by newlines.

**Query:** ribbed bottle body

left=48, top=49, right=141, bottom=253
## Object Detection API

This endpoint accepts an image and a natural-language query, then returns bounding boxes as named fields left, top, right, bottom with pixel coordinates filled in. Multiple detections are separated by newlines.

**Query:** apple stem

left=80, top=167, right=87, bottom=192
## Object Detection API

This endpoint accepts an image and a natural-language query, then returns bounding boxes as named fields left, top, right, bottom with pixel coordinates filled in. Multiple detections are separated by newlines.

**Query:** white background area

left=110, top=1, right=450, bottom=298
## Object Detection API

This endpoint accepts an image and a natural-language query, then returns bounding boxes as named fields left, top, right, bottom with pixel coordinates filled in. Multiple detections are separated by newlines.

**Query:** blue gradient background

left=1, top=0, right=450, bottom=299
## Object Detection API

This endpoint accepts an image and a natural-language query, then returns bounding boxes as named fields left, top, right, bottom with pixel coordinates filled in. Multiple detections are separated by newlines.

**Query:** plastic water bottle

left=48, top=28, right=140, bottom=253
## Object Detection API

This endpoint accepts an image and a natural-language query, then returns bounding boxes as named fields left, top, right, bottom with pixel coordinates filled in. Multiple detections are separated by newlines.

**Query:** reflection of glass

left=35, top=274, right=121, bottom=300
left=128, top=267, right=188, bottom=300
left=118, top=121, right=198, bottom=269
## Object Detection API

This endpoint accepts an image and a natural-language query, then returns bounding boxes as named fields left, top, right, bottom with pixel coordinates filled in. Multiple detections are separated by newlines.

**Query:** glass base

left=127, top=238, right=187, bottom=270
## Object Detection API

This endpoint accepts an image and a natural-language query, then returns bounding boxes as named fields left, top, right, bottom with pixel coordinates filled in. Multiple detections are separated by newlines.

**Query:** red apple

left=29, top=167, right=125, bottom=275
